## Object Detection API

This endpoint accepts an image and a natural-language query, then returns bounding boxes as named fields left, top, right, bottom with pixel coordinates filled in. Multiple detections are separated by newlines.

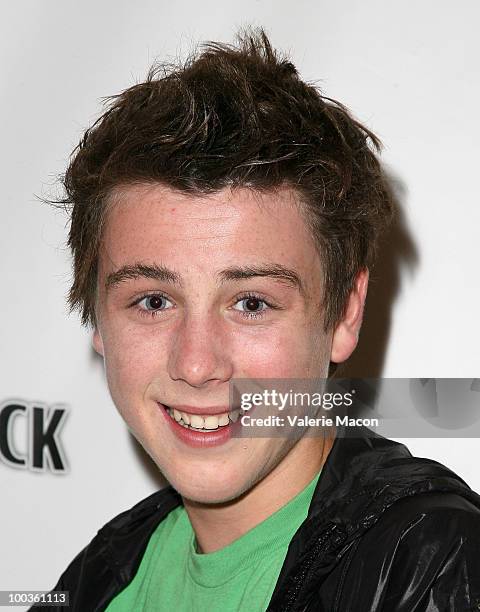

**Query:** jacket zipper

left=274, top=524, right=338, bottom=612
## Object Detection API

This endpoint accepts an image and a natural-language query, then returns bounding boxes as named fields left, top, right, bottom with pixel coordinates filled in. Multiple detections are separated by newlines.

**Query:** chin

left=167, top=468, right=250, bottom=505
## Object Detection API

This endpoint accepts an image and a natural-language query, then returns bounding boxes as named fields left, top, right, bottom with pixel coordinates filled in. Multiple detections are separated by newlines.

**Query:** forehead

left=99, top=183, right=321, bottom=282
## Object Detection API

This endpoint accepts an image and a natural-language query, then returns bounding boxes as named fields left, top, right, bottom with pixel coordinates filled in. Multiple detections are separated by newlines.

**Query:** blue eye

left=130, top=292, right=277, bottom=321
left=133, top=294, right=174, bottom=318
left=234, top=296, right=268, bottom=314
left=141, top=295, right=170, bottom=310
left=233, top=294, right=273, bottom=319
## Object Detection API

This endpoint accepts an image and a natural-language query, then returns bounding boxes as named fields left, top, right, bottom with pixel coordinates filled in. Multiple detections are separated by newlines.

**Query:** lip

left=167, top=405, right=234, bottom=416
left=157, top=403, right=241, bottom=448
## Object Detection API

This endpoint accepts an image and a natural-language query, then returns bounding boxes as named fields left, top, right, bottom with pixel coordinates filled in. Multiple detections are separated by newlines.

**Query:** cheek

left=230, top=324, right=327, bottom=378
left=101, top=325, right=167, bottom=404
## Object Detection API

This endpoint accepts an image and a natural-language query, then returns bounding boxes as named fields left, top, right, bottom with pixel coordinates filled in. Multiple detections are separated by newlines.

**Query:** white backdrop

left=1, top=1, right=479, bottom=606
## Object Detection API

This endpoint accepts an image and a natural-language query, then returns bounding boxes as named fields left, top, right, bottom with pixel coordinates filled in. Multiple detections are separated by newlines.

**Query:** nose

left=167, top=312, right=234, bottom=388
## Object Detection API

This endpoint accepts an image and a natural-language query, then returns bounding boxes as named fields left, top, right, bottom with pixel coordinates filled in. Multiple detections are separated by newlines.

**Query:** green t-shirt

left=105, top=471, right=321, bottom=612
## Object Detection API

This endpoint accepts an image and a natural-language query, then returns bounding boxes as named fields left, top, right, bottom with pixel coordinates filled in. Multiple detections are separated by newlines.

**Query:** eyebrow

left=105, top=263, right=182, bottom=291
left=217, top=264, right=305, bottom=296
left=105, top=262, right=305, bottom=296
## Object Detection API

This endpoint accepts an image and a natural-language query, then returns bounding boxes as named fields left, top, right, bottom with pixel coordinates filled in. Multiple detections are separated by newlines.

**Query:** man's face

left=93, top=183, right=334, bottom=503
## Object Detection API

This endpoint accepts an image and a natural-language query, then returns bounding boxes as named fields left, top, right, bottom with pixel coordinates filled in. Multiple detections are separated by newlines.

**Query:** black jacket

left=35, top=428, right=480, bottom=611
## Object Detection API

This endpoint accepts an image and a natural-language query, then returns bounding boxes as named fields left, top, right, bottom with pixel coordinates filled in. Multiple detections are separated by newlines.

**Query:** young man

left=38, top=30, right=480, bottom=611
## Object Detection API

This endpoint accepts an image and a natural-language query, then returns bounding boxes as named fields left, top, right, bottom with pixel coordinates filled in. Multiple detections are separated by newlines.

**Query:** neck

left=183, top=430, right=335, bottom=553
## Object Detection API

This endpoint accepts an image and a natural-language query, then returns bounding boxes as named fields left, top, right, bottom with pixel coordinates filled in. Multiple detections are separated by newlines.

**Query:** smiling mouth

left=163, top=405, right=244, bottom=431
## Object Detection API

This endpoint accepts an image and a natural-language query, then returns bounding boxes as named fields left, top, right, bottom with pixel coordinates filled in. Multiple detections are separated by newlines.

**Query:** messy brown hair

left=59, top=28, right=394, bottom=331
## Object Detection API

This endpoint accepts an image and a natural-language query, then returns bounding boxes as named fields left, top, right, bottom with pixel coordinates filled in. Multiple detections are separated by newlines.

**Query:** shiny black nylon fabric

left=32, top=427, right=480, bottom=611
left=267, top=429, right=480, bottom=611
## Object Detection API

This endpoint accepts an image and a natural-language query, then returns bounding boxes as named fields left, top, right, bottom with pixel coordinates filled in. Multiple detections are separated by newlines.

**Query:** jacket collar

left=267, top=426, right=480, bottom=610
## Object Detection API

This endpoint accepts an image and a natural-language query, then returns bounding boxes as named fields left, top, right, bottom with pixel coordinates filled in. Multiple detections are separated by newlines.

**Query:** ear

left=92, top=327, right=104, bottom=357
left=330, top=268, right=369, bottom=364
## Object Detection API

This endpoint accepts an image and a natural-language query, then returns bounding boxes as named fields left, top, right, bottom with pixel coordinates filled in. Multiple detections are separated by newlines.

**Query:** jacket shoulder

left=335, top=491, right=480, bottom=611
left=32, top=487, right=181, bottom=612
left=61, top=485, right=181, bottom=580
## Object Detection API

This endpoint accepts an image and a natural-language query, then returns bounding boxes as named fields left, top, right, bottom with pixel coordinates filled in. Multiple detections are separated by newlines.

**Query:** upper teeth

left=166, top=407, right=241, bottom=430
